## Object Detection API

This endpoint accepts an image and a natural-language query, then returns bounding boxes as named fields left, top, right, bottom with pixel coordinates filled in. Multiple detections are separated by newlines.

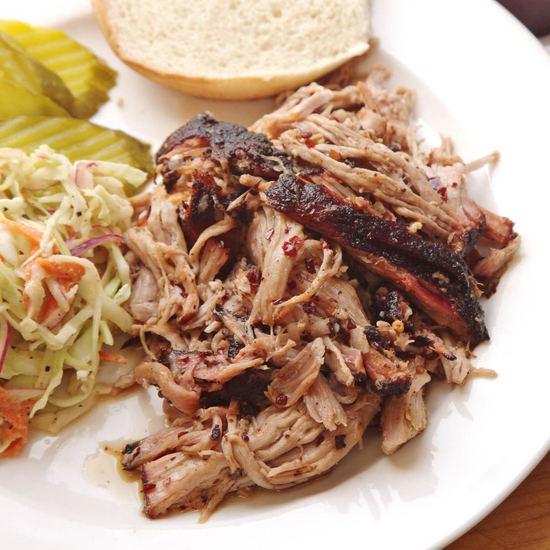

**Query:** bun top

left=92, top=0, right=371, bottom=100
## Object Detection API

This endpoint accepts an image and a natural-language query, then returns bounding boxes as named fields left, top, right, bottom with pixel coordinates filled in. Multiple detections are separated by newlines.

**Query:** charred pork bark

left=120, top=69, right=519, bottom=519
left=177, top=170, right=225, bottom=246
left=157, top=112, right=293, bottom=183
left=265, top=173, right=489, bottom=347
left=374, top=288, right=413, bottom=331
left=160, top=115, right=279, bottom=264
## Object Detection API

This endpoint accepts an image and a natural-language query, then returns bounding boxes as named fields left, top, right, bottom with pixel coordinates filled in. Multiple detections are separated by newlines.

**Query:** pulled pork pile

left=121, top=65, right=519, bottom=521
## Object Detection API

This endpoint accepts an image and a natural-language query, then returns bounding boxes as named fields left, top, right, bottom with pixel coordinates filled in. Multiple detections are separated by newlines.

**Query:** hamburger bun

left=92, top=0, right=371, bottom=100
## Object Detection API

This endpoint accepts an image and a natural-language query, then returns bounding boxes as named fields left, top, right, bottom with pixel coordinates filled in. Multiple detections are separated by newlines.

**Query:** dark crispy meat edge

left=156, top=112, right=293, bottom=178
left=177, top=171, right=223, bottom=245
left=156, top=115, right=488, bottom=346
left=265, top=173, right=489, bottom=347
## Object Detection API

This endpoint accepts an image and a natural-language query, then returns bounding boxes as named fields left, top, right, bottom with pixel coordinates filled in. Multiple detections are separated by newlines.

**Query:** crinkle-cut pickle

left=0, top=20, right=117, bottom=119
left=0, top=32, right=74, bottom=113
left=0, top=116, right=153, bottom=177
left=0, top=80, right=69, bottom=120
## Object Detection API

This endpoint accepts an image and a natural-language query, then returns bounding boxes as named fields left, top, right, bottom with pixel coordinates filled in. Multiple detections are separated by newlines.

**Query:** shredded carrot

left=23, top=258, right=82, bottom=314
left=38, top=292, right=59, bottom=324
left=0, top=218, right=43, bottom=250
left=0, top=218, right=60, bottom=255
left=0, top=386, right=33, bottom=458
left=98, top=351, right=127, bottom=364
left=35, top=257, right=86, bottom=283
left=22, top=261, right=37, bottom=312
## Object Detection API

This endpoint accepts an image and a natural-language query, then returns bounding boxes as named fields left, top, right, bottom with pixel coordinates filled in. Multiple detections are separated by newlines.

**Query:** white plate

left=2, top=1, right=550, bottom=549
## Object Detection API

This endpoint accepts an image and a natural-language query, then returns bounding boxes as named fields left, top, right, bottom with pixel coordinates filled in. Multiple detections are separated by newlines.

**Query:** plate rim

left=2, top=1, right=550, bottom=549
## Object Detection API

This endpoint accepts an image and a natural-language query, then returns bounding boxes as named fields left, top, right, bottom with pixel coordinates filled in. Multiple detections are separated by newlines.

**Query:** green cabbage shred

left=0, top=145, right=147, bottom=431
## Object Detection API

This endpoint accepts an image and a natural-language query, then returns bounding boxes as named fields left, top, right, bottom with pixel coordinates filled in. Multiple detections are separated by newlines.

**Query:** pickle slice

left=0, top=116, right=153, bottom=176
left=0, top=31, right=74, bottom=113
left=0, top=80, right=69, bottom=120
left=0, top=20, right=117, bottom=119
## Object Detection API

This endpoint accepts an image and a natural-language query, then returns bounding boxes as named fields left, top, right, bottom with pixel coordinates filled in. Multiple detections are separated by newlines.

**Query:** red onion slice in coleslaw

left=66, top=225, right=120, bottom=248
left=70, top=233, right=124, bottom=256
left=0, top=316, right=12, bottom=377
left=74, top=161, right=98, bottom=190
left=42, top=302, right=74, bottom=331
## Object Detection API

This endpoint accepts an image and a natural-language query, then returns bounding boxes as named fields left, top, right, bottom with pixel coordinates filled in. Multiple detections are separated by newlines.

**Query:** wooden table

left=445, top=451, right=550, bottom=549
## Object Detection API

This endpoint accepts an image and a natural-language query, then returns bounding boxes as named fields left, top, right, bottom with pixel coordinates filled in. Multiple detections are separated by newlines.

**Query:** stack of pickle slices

left=0, top=20, right=153, bottom=175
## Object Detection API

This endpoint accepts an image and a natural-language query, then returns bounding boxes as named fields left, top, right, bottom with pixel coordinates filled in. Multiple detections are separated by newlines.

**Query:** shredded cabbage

left=0, top=145, right=147, bottom=435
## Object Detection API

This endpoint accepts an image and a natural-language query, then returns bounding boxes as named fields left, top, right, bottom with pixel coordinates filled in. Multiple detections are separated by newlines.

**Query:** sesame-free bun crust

left=92, top=0, right=371, bottom=100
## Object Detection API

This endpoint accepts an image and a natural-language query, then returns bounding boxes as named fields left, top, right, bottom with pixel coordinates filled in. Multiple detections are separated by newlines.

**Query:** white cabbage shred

left=0, top=145, right=147, bottom=432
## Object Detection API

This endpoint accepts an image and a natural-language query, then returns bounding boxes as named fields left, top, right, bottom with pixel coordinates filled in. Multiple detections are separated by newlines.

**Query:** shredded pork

left=121, top=64, right=518, bottom=521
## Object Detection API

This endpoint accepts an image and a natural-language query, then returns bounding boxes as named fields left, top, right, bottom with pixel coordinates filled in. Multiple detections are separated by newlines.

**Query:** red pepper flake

left=320, top=238, right=330, bottom=250
left=288, top=280, right=297, bottom=290
left=328, top=298, right=338, bottom=304
left=265, top=228, right=275, bottom=240
left=335, top=435, right=346, bottom=450
left=275, top=395, right=288, bottom=406
left=246, top=268, right=262, bottom=292
left=142, top=483, right=157, bottom=494
left=242, top=434, right=250, bottom=442
left=282, top=235, right=305, bottom=257
left=347, top=320, right=357, bottom=330
left=305, top=138, right=316, bottom=148
left=177, top=431, right=189, bottom=438
left=437, top=187, right=448, bottom=201
left=302, top=300, right=316, bottom=314
left=272, top=296, right=288, bottom=306
left=305, top=257, right=316, bottom=274
left=181, top=292, right=188, bottom=298
left=315, top=435, right=325, bottom=447
left=300, top=131, right=313, bottom=139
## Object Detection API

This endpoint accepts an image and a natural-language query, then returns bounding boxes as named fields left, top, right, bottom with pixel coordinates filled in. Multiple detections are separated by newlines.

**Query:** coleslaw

left=0, top=145, right=147, bottom=456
